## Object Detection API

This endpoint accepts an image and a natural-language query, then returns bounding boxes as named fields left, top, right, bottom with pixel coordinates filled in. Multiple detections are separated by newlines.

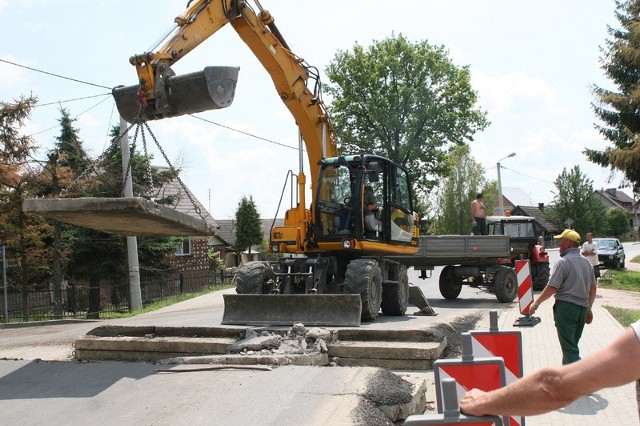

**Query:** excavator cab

left=314, top=154, right=416, bottom=247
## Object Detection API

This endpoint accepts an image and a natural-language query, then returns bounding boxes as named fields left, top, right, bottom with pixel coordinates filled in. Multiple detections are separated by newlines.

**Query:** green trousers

left=553, top=300, right=588, bottom=365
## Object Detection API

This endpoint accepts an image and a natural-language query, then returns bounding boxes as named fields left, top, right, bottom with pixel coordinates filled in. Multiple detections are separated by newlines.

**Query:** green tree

left=39, top=109, right=91, bottom=317
left=234, top=196, right=262, bottom=256
left=325, top=34, right=489, bottom=197
left=587, top=0, right=640, bottom=195
left=64, top=124, right=183, bottom=316
left=547, top=166, right=607, bottom=237
left=603, top=207, right=630, bottom=238
left=430, top=146, right=491, bottom=235
left=0, top=96, right=51, bottom=319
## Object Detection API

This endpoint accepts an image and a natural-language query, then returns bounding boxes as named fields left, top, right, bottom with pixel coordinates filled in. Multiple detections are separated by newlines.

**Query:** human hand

left=460, top=388, right=486, bottom=416
left=586, top=309, right=593, bottom=324
left=528, top=302, right=539, bottom=315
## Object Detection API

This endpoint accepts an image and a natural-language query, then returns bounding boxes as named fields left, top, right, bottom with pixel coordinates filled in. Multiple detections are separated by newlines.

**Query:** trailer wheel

left=344, top=259, right=382, bottom=321
left=381, top=265, right=409, bottom=316
left=494, top=267, right=517, bottom=302
left=439, top=266, right=463, bottom=300
left=532, top=262, right=550, bottom=291
left=236, top=261, right=274, bottom=294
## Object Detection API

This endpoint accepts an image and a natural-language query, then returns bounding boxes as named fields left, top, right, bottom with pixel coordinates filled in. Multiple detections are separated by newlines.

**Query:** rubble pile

left=228, top=323, right=333, bottom=358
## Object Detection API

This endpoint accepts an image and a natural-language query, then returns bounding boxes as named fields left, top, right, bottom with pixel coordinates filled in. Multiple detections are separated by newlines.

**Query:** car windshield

left=595, top=239, right=617, bottom=250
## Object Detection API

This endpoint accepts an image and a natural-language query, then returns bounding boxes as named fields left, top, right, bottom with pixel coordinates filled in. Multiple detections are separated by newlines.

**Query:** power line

left=4, top=58, right=299, bottom=153
left=501, top=165, right=554, bottom=185
left=190, top=114, right=300, bottom=151
left=35, top=93, right=112, bottom=108
left=0, top=58, right=112, bottom=90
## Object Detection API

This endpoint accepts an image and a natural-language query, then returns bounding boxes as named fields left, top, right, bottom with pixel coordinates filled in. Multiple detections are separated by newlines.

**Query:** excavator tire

left=438, top=266, right=463, bottom=300
left=236, top=261, right=275, bottom=294
left=381, top=265, right=409, bottom=316
left=494, top=266, right=518, bottom=303
left=344, top=259, right=382, bottom=321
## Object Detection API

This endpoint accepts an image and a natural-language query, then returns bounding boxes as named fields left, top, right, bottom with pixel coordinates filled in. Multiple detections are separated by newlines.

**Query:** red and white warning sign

left=516, top=260, right=533, bottom=315
left=470, top=331, right=525, bottom=426
left=469, top=331, right=523, bottom=384
left=433, top=358, right=506, bottom=414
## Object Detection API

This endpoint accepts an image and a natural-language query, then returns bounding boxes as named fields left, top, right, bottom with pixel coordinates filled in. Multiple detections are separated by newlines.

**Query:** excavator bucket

left=222, top=294, right=362, bottom=327
left=113, top=66, right=239, bottom=123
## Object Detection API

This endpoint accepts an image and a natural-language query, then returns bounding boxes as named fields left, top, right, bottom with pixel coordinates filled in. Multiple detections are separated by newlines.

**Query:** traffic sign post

left=404, top=378, right=503, bottom=425
left=513, top=260, right=541, bottom=327
left=434, top=334, right=507, bottom=425
left=470, top=311, right=525, bottom=426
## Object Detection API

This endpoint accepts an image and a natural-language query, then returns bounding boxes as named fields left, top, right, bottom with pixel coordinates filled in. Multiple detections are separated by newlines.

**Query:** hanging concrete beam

left=23, top=197, right=216, bottom=237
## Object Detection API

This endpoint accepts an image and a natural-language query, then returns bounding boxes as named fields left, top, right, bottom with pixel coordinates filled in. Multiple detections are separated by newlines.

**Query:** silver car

left=593, top=238, right=626, bottom=269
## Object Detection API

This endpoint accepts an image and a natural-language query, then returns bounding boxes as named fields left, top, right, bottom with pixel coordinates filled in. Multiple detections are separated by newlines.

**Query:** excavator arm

left=113, top=0, right=338, bottom=252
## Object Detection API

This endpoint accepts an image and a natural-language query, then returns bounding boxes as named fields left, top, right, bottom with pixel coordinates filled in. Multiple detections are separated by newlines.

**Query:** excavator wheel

left=236, top=261, right=275, bottom=294
left=344, top=259, right=382, bottom=321
left=381, top=265, right=409, bottom=316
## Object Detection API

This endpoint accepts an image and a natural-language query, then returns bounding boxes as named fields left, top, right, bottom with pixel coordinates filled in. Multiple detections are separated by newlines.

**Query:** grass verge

left=600, top=268, right=640, bottom=326
left=100, top=284, right=234, bottom=319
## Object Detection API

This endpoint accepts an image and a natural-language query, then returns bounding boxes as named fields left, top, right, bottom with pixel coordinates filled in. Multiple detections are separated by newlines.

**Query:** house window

left=176, top=238, right=192, bottom=256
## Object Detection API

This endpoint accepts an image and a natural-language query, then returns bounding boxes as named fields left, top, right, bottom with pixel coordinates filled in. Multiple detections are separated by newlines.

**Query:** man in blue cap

left=528, top=229, right=597, bottom=364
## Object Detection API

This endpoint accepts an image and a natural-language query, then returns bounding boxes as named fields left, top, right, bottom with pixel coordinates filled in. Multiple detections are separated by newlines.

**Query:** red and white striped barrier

left=516, top=260, right=533, bottom=315
left=513, top=260, right=541, bottom=327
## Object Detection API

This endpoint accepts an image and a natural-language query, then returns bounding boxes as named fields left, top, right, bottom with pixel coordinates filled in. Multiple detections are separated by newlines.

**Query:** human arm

left=527, top=284, right=557, bottom=315
left=581, top=243, right=597, bottom=256
left=460, top=326, right=640, bottom=417
left=586, top=282, right=597, bottom=324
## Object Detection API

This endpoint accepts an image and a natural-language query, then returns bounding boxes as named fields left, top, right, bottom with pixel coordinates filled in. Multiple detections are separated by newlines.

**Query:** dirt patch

left=364, top=368, right=414, bottom=406
left=352, top=398, right=394, bottom=425
left=431, top=312, right=484, bottom=359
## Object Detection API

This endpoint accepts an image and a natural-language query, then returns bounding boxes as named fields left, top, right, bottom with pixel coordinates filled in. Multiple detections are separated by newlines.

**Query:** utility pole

left=120, top=117, right=142, bottom=311
left=2, top=245, right=6, bottom=323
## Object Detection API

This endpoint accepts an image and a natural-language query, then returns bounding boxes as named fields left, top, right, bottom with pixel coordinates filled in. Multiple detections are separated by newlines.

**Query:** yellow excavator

left=113, top=0, right=423, bottom=326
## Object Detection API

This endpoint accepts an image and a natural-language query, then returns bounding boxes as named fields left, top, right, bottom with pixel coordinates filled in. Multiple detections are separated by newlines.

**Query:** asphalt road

left=1, top=242, right=638, bottom=425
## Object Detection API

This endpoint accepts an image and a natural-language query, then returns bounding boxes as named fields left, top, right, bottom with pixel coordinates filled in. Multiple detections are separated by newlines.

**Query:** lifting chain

left=60, top=120, right=139, bottom=197
left=61, top=118, right=205, bottom=222
left=138, top=119, right=205, bottom=220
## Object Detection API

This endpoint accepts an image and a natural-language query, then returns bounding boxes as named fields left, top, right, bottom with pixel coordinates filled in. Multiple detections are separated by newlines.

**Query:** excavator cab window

left=388, top=166, right=415, bottom=243
left=316, top=164, right=355, bottom=237
left=363, top=164, right=384, bottom=239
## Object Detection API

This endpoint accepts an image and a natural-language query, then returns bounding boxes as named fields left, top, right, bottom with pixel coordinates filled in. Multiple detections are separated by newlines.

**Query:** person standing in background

left=470, top=193, right=487, bottom=235
left=581, top=232, right=600, bottom=283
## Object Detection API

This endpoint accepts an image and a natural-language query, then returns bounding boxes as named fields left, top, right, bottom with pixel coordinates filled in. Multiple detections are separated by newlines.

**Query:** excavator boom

left=111, top=0, right=419, bottom=327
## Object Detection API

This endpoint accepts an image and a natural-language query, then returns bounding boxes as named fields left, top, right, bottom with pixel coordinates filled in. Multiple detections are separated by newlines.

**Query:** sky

left=0, top=0, right=633, bottom=221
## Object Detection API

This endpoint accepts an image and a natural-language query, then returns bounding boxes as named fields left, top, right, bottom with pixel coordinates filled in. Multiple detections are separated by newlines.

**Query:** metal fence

left=1, top=270, right=235, bottom=323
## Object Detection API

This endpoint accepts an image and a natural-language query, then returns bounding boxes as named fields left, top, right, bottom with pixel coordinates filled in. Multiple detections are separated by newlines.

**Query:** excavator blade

left=113, top=66, right=239, bottom=123
left=222, top=294, right=362, bottom=327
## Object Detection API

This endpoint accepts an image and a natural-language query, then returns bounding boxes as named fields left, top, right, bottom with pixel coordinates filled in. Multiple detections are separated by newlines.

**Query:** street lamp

left=497, top=152, right=516, bottom=215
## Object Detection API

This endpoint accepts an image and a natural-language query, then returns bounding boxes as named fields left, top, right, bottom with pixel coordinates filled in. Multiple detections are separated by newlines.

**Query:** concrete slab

left=23, top=197, right=216, bottom=236
left=75, top=335, right=235, bottom=359
left=160, top=352, right=329, bottom=367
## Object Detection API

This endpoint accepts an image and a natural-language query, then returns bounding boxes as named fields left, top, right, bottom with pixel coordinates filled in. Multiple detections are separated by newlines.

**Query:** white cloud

left=0, top=55, right=32, bottom=94
left=472, top=70, right=564, bottom=116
